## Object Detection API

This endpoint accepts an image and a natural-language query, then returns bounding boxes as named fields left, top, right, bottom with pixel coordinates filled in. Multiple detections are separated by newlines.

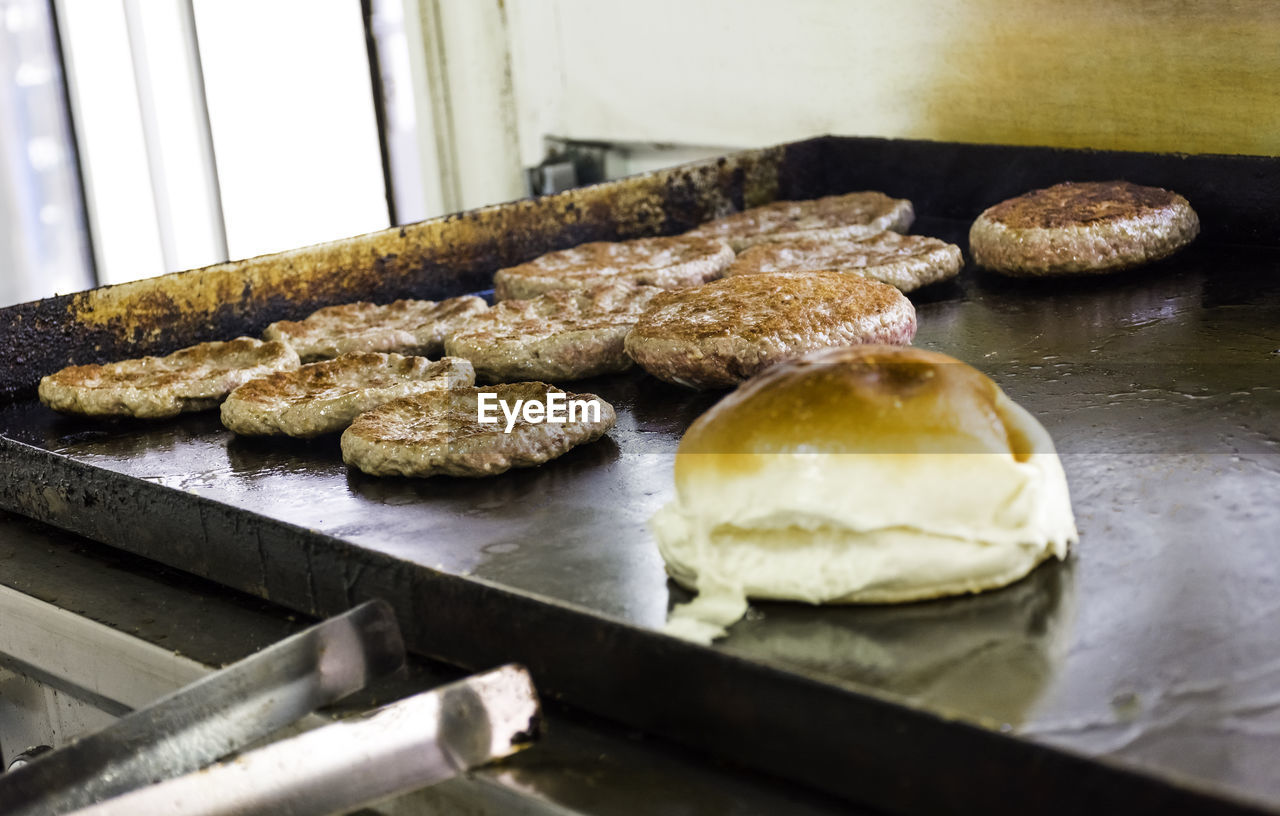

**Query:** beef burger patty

left=444, top=282, right=662, bottom=383
left=263, top=295, right=487, bottom=361
left=969, top=180, right=1199, bottom=277
left=726, top=231, right=962, bottom=292
left=684, top=191, right=913, bottom=252
left=624, top=272, right=917, bottom=390
left=493, top=235, right=733, bottom=301
left=39, top=338, right=300, bottom=419
left=221, top=352, right=475, bottom=438
left=341, top=382, right=615, bottom=478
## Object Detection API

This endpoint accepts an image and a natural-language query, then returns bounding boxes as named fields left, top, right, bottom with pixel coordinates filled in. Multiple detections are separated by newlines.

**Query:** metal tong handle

left=64, top=664, right=541, bottom=816
left=0, top=599, right=405, bottom=816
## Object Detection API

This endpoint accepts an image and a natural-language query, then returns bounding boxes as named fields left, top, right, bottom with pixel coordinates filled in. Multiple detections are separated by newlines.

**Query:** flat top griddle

left=2, top=137, right=1279, bottom=815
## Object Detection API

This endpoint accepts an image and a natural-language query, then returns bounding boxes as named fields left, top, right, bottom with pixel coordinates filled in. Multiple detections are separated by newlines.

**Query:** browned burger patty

left=340, top=381, right=616, bottom=478
left=444, top=282, right=662, bottom=383
left=726, top=231, right=962, bottom=292
left=683, top=191, right=914, bottom=252
left=262, top=295, right=488, bottom=361
left=623, top=272, right=917, bottom=389
left=969, top=180, right=1200, bottom=277
left=220, top=353, right=475, bottom=438
left=38, top=338, right=300, bottom=419
left=492, top=235, right=733, bottom=301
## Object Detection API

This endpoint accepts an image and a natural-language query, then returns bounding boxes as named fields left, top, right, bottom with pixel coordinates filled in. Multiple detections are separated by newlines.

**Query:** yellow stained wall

left=509, top=0, right=1280, bottom=159
left=925, top=1, right=1279, bottom=155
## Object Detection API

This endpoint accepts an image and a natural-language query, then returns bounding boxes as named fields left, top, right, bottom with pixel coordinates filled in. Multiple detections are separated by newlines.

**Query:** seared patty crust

left=221, top=353, right=475, bottom=438
left=444, top=282, right=662, bottom=383
left=683, top=191, right=914, bottom=252
left=969, top=180, right=1199, bottom=277
left=38, top=338, right=300, bottom=419
left=726, top=231, right=962, bottom=292
left=263, top=295, right=487, bottom=361
left=340, top=381, right=616, bottom=478
left=493, top=235, right=733, bottom=301
left=624, top=272, right=917, bottom=390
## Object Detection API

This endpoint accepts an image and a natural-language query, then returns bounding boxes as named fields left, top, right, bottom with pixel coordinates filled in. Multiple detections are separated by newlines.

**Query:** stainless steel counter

left=0, top=510, right=859, bottom=815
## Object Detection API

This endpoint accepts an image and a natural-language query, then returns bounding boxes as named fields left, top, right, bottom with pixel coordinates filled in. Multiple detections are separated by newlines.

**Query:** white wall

left=415, top=0, right=1280, bottom=211
left=496, top=1, right=1280, bottom=174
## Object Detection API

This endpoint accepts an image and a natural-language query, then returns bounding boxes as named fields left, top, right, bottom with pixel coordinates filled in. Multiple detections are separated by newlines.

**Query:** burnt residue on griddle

left=0, top=145, right=786, bottom=403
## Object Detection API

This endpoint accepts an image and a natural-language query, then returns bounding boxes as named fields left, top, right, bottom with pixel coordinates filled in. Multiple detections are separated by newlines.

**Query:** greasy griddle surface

left=3, top=218, right=1279, bottom=808
left=6, top=129, right=1280, bottom=814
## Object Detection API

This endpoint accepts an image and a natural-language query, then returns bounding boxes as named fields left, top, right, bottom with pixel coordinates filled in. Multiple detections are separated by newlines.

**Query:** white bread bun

left=652, top=344, right=1078, bottom=642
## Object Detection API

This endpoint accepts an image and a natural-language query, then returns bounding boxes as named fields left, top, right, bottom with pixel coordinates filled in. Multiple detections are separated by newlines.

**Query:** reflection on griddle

left=915, top=245, right=1280, bottom=456
left=935, top=247, right=1212, bottom=362
left=42, top=409, right=224, bottom=457
left=225, top=433, right=340, bottom=476
left=619, top=374, right=723, bottom=435
left=719, top=557, right=1074, bottom=729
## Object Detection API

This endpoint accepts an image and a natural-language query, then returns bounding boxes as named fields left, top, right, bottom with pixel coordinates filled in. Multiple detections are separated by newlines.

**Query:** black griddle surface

left=3, top=222, right=1279, bottom=809
left=3, top=141, right=1280, bottom=814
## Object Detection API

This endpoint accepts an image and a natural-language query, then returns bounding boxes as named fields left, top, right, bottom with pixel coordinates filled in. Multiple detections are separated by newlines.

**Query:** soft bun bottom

left=656, top=514, right=1062, bottom=606
left=654, top=508, right=1067, bottom=644
left=652, top=448, right=1076, bottom=643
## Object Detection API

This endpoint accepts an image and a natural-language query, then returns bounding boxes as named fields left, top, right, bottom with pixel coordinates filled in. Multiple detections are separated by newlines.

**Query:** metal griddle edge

left=2, top=136, right=1279, bottom=815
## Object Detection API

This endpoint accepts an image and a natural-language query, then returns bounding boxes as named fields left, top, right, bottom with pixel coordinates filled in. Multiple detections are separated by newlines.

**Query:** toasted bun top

left=979, top=180, right=1191, bottom=230
left=676, top=345, right=1053, bottom=478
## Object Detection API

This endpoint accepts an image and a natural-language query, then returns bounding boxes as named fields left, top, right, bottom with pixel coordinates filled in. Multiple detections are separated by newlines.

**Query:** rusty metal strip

left=0, top=144, right=786, bottom=401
